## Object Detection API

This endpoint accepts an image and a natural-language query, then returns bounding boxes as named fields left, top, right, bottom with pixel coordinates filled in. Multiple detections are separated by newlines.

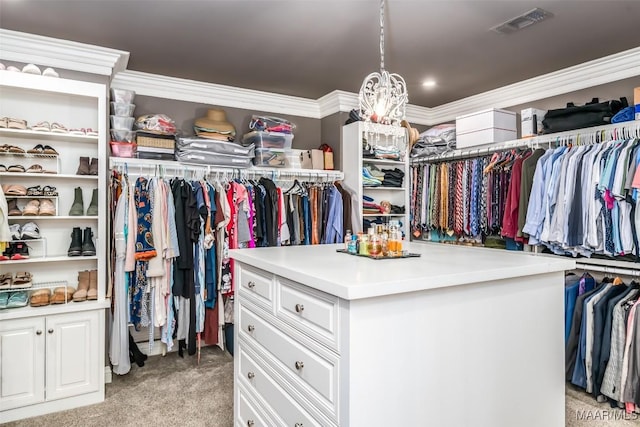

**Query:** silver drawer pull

left=247, top=421, right=255, bottom=426
left=247, top=371, right=255, bottom=379
left=247, top=324, right=255, bottom=332
left=295, top=361, right=304, bottom=370
left=36, top=330, right=42, bottom=335
left=247, top=281, right=255, bottom=289
left=295, top=303, right=304, bottom=313
left=295, top=423, right=304, bottom=427
left=48, top=329, right=54, bottom=334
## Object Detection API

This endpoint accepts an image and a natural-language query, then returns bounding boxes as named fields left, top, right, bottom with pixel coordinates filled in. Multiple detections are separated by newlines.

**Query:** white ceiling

left=1, top=0, right=639, bottom=108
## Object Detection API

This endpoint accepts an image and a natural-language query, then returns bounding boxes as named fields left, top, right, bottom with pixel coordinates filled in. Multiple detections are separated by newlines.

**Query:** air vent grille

left=492, top=7, right=553, bottom=34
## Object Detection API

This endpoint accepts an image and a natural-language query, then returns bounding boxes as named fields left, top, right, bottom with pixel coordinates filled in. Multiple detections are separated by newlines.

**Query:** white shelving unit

left=341, top=121, right=410, bottom=236
left=0, top=70, right=108, bottom=422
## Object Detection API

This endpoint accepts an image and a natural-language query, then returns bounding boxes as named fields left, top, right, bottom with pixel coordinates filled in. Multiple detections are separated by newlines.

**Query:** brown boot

left=87, top=269, right=98, bottom=300
left=73, top=270, right=90, bottom=302
left=76, top=156, right=90, bottom=175
left=89, top=158, right=98, bottom=176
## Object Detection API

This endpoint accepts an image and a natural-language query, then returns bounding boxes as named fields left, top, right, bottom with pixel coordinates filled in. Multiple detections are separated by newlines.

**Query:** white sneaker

left=42, top=67, right=59, bottom=78
left=20, top=222, right=41, bottom=240
left=6, top=66, right=20, bottom=72
left=22, top=63, right=42, bottom=75
left=10, top=224, right=21, bottom=240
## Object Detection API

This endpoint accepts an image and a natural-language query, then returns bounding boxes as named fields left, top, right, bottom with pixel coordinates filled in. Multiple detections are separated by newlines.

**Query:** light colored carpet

left=6, top=353, right=640, bottom=426
left=6, top=346, right=234, bottom=427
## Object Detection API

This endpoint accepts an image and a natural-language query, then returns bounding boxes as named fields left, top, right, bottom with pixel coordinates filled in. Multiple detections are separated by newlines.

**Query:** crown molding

left=428, top=46, right=640, bottom=124
left=0, top=29, right=129, bottom=77
left=112, top=70, right=323, bottom=118
left=317, top=90, right=358, bottom=118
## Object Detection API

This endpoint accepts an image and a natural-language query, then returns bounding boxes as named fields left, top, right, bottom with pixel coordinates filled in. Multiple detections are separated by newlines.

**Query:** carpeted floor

left=6, top=350, right=640, bottom=426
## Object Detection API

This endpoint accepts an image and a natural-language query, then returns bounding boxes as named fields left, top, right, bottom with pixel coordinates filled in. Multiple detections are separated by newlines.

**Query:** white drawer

left=237, top=383, right=273, bottom=427
left=238, top=265, right=275, bottom=311
left=239, top=304, right=338, bottom=414
left=277, top=278, right=340, bottom=351
left=239, top=346, right=323, bottom=427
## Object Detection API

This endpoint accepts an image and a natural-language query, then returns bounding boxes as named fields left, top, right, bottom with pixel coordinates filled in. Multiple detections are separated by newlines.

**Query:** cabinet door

left=45, top=310, right=100, bottom=401
left=0, top=317, right=46, bottom=411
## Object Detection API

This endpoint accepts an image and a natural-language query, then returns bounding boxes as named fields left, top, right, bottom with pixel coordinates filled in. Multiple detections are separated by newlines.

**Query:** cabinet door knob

left=247, top=371, right=255, bottom=380
left=295, top=304, right=304, bottom=313
left=48, top=329, right=54, bottom=334
left=36, top=330, right=42, bottom=335
left=247, top=281, right=255, bottom=289
left=295, top=423, right=304, bottom=427
left=295, top=361, right=304, bottom=370
left=247, top=324, right=255, bottom=332
left=247, top=421, right=255, bottom=427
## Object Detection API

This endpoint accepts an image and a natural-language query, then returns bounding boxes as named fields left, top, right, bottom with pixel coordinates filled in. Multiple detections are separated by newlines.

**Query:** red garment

left=203, top=305, right=219, bottom=345
left=501, top=155, right=525, bottom=239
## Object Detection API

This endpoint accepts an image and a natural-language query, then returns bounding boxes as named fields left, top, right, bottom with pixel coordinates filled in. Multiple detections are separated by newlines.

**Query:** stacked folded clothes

left=381, top=168, right=404, bottom=187
left=374, top=145, right=401, bottom=161
left=176, top=137, right=255, bottom=168
left=362, top=167, right=382, bottom=187
left=362, top=195, right=384, bottom=215
left=410, top=124, right=457, bottom=159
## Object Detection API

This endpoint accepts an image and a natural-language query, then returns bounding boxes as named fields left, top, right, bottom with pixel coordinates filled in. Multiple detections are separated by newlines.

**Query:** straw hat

left=194, top=109, right=236, bottom=134
left=401, top=120, right=420, bottom=148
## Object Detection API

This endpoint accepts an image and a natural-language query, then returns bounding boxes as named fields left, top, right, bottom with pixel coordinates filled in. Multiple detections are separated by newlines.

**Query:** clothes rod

left=411, top=120, right=640, bottom=164
left=574, top=262, right=640, bottom=278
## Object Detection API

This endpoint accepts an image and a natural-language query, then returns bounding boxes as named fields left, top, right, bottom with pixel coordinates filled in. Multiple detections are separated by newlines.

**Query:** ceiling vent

left=491, top=7, right=553, bottom=34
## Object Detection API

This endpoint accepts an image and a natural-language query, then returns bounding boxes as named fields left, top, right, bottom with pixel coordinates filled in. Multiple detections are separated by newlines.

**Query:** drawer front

left=240, top=304, right=338, bottom=411
left=237, top=383, right=273, bottom=427
left=277, top=278, right=339, bottom=350
left=239, top=346, right=322, bottom=427
left=238, top=265, right=275, bottom=311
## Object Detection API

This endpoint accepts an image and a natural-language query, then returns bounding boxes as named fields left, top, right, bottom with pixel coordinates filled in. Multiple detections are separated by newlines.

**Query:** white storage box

left=521, top=108, right=547, bottom=137
left=456, top=108, right=517, bottom=148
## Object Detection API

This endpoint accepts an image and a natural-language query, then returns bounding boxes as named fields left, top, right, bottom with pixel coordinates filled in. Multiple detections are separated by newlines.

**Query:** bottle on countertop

left=344, top=229, right=352, bottom=251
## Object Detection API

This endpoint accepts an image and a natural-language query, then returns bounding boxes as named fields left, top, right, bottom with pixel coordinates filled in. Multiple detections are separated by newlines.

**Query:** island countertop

left=229, top=242, right=576, bottom=300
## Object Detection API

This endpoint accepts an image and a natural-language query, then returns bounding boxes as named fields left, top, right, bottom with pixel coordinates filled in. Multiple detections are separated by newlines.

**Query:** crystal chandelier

left=358, top=0, right=408, bottom=138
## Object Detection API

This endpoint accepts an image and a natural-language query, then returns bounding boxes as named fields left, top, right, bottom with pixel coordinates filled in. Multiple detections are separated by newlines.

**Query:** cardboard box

left=521, top=108, right=547, bottom=137
left=456, top=108, right=517, bottom=148
left=634, top=87, right=640, bottom=105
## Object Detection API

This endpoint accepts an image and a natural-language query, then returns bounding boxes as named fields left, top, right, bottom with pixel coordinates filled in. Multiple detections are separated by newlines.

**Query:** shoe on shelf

left=88, top=269, right=98, bottom=300
left=22, top=199, right=40, bottom=216
left=82, top=227, right=96, bottom=256
left=22, top=64, right=41, bottom=75
left=20, top=222, right=41, bottom=240
left=26, top=185, right=43, bottom=196
left=68, top=227, right=83, bottom=257
left=10, top=223, right=21, bottom=240
left=51, top=286, right=75, bottom=304
left=42, top=67, right=59, bottom=78
left=73, top=270, right=90, bottom=302
left=38, top=198, right=56, bottom=216
left=7, top=199, right=22, bottom=216
left=7, top=291, right=28, bottom=309
left=76, top=157, right=90, bottom=175
left=0, top=273, right=12, bottom=289
left=89, top=158, right=98, bottom=175
left=30, top=289, right=51, bottom=307
left=12, top=272, right=32, bottom=289
left=86, top=188, right=98, bottom=216
left=69, top=187, right=84, bottom=216
left=10, top=242, right=30, bottom=260
left=0, top=293, right=9, bottom=309
left=0, top=245, right=13, bottom=261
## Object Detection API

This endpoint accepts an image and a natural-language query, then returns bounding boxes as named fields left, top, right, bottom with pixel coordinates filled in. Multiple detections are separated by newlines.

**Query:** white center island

left=230, top=243, right=575, bottom=427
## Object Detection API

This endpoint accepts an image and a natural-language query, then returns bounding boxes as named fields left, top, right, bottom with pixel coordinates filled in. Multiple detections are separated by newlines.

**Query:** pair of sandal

left=22, top=199, right=56, bottom=216
left=0, top=118, right=28, bottom=130
left=27, top=144, right=58, bottom=155
left=3, top=184, right=27, bottom=196
left=0, top=272, right=32, bottom=290
left=0, top=291, right=28, bottom=309
left=27, top=185, right=57, bottom=196
left=0, top=144, right=26, bottom=153
left=3, top=164, right=54, bottom=173
left=32, top=121, right=67, bottom=133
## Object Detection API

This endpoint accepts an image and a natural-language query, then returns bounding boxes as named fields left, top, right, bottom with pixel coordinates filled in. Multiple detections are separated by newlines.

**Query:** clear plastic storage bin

left=253, top=148, right=288, bottom=167
left=242, top=131, right=293, bottom=149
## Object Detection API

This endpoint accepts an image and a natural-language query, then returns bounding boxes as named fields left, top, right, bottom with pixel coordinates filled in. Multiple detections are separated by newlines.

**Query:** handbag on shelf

left=542, top=97, right=628, bottom=134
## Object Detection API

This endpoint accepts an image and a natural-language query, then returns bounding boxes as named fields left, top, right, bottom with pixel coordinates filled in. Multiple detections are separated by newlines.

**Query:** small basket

left=136, top=131, right=176, bottom=150
left=110, top=141, right=137, bottom=158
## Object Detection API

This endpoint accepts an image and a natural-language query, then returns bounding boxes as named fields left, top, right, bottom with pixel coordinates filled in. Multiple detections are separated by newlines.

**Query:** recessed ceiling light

left=422, top=80, right=437, bottom=88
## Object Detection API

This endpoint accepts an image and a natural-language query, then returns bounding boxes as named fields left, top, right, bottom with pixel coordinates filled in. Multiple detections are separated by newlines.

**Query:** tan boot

left=87, top=269, right=98, bottom=300
left=73, top=270, right=90, bottom=302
